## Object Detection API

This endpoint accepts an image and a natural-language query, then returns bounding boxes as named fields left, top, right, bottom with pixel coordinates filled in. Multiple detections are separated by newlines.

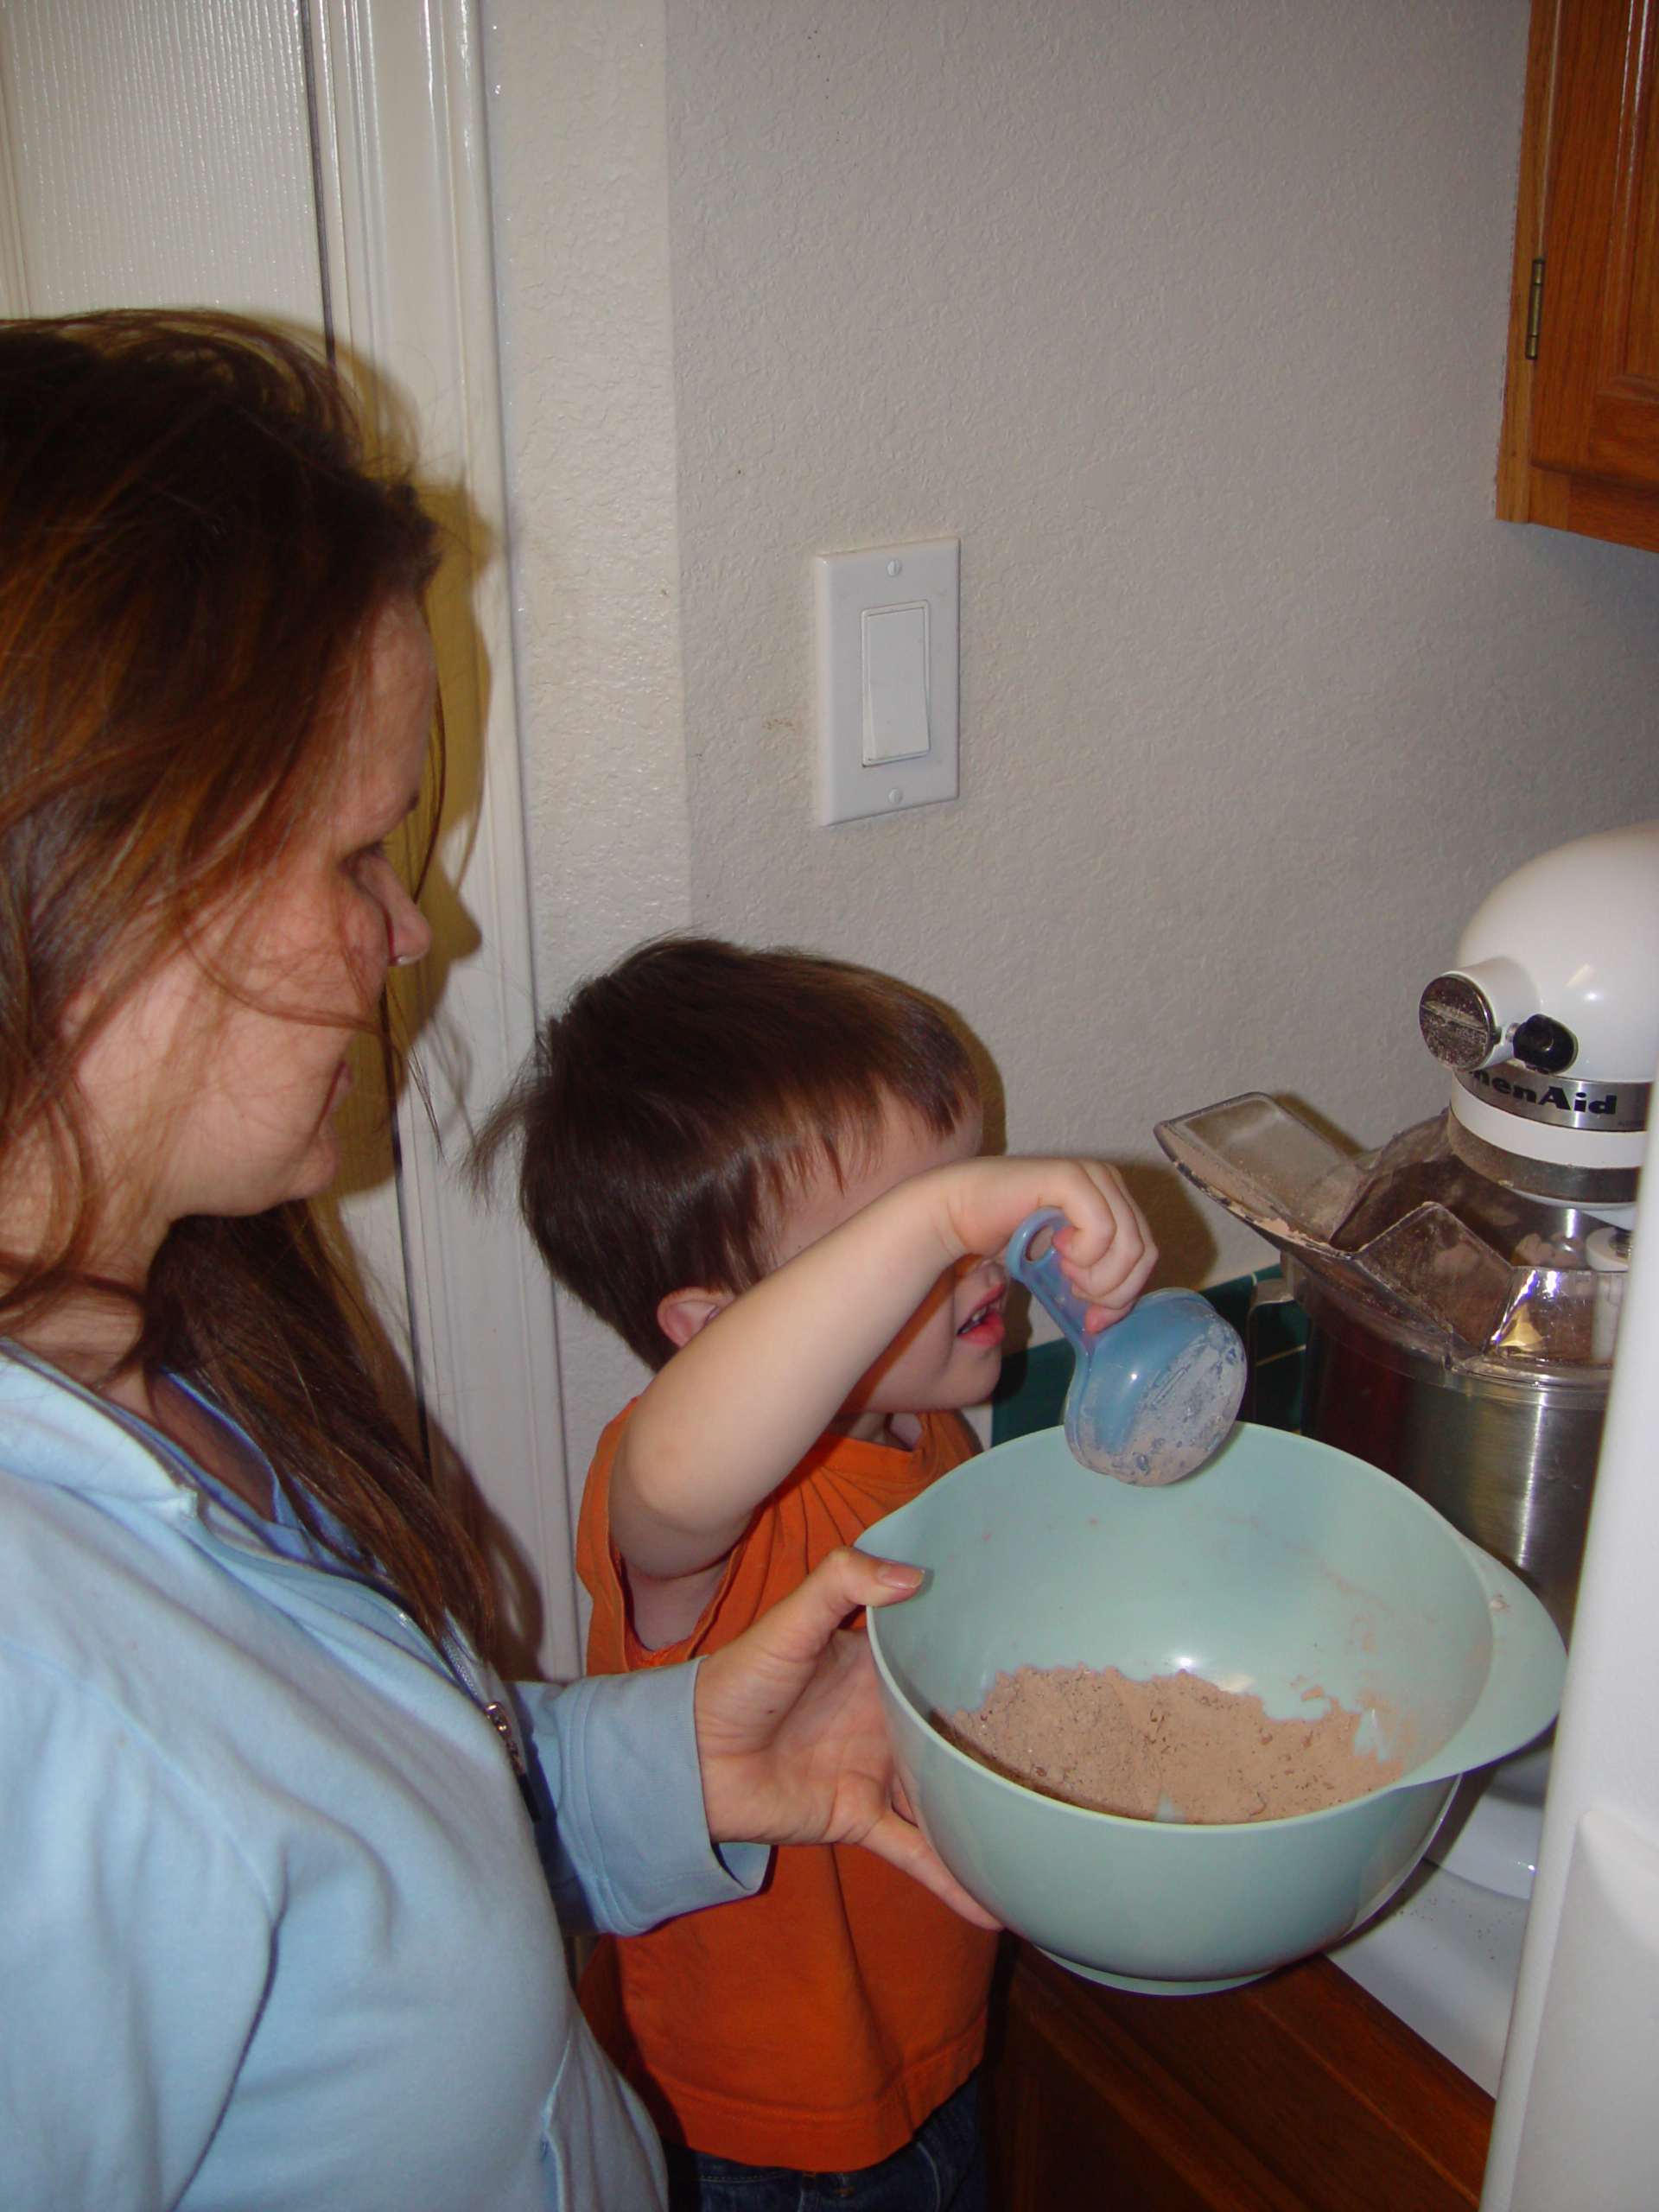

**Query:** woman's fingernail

left=874, top=1560, right=925, bottom=1589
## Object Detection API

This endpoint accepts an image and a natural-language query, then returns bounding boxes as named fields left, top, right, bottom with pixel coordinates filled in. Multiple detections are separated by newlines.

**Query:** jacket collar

left=0, top=1342, right=200, bottom=1508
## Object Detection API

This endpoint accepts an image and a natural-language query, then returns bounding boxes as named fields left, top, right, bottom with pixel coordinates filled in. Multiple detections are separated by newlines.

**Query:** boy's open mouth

left=957, top=1288, right=1007, bottom=1345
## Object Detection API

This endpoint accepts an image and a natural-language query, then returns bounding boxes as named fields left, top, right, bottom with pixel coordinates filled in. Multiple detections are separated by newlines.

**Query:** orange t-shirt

left=575, top=1402, right=996, bottom=2171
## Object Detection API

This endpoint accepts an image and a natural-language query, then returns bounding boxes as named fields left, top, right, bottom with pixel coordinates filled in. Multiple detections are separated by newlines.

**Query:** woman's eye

left=348, top=840, right=391, bottom=882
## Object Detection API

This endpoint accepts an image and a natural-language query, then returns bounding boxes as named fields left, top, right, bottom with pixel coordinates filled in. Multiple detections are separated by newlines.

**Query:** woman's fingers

left=721, top=1545, right=923, bottom=1681
left=851, top=1805, right=1001, bottom=1929
left=690, top=1548, right=999, bottom=1925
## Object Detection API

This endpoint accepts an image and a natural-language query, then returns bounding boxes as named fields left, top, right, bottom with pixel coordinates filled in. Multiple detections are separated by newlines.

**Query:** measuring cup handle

left=1005, top=1208, right=1099, bottom=1356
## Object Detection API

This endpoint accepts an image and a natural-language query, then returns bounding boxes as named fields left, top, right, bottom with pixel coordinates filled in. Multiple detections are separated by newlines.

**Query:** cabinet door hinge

left=1525, top=257, right=1546, bottom=361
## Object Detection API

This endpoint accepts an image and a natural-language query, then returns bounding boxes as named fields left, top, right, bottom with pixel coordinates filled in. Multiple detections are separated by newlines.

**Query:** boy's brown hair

left=479, top=936, right=978, bottom=1367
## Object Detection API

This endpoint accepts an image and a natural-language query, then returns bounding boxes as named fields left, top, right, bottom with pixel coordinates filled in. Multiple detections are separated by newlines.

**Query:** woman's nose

left=364, top=854, right=433, bottom=969
left=387, top=880, right=434, bottom=969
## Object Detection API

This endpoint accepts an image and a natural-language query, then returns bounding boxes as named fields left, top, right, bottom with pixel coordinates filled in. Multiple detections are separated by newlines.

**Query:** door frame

left=308, top=0, right=578, bottom=1675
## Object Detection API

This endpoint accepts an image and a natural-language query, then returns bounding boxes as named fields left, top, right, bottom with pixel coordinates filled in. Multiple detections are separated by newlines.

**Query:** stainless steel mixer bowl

left=1289, top=1263, right=1605, bottom=1641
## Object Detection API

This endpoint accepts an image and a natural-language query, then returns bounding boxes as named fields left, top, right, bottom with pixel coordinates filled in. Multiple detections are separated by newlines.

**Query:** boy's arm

left=623, top=1555, right=730, bottom=1653
left=612, top=1158, right=1154, bottom=1587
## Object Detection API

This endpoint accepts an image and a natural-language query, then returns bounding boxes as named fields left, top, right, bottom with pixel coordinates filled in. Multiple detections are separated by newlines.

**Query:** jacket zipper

left=439, top=1625, right=542, bottom=1827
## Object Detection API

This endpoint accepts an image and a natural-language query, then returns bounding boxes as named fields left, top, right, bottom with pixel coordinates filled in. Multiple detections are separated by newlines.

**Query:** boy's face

left=776, top=1095, right=1007, bottom=1433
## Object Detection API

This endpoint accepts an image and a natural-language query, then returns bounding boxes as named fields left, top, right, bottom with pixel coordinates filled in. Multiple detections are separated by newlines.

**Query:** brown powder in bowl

left=938, top=1663, right=1404, bottom=1823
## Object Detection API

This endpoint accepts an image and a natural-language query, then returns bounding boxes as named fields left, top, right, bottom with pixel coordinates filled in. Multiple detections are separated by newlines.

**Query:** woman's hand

left=693, top=1547, right=1000, bottom=1929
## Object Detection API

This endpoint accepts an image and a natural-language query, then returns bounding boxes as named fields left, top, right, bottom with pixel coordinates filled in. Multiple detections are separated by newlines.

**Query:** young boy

left=492, top=937, right=1154, bottom=2209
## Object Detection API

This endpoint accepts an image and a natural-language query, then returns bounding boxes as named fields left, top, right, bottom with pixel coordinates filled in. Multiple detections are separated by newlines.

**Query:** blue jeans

left=663, top=2074, right=986, bottom=2212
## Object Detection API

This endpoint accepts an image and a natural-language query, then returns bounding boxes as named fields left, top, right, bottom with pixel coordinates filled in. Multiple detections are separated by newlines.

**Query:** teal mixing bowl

left=859, top=1422, right=1565, bottom=1994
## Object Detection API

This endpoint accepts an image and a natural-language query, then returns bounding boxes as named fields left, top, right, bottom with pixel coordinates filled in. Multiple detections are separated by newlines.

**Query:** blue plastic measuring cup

left=1006, top=1209, right=1247, bottom=1484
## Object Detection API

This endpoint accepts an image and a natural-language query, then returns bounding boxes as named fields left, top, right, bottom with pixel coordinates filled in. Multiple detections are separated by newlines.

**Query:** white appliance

left=1162, top=823, right=1659, bottom=2191
left=1371, top=821, right=1659, bottom=2205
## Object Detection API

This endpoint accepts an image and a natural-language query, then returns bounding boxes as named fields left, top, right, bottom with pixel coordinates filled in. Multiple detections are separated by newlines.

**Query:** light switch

left=861, top=603, right=930, bottom=763
left=814, top=538, right=958, bottom=825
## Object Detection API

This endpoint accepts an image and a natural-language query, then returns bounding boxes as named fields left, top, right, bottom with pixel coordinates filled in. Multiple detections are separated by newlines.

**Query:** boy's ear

left=656, top=1287, right=736, bottom=1351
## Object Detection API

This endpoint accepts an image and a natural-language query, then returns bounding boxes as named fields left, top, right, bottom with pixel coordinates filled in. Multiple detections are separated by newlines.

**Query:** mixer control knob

left=1511, top=1013, right=1578, bottom=1075
left=1419, top=974, right=1500, bottom=1070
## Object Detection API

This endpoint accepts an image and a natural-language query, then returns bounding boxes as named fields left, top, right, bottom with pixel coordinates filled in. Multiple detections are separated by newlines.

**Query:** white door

left=1482, top=1053, right=1659, bottom=2206
left=0, top=0, right=579, bottom=1675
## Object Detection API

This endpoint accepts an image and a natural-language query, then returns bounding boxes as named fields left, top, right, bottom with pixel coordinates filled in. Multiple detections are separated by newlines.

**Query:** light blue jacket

left=0, top=1352, right=762, bottom=2209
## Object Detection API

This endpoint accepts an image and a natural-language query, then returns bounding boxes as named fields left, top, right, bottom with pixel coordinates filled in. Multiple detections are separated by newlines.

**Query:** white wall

left=487, top=0, right=1659, bottom=1480
left=486, top=1, right=695, bottom=1479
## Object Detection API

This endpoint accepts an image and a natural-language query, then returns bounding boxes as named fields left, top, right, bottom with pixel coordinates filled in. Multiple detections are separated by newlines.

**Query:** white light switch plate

left=814, top=538, right=958, bottom=825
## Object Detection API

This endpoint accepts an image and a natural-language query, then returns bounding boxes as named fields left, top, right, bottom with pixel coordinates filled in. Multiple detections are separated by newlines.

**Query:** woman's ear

left=656, top=1287, right=735, bottom=1351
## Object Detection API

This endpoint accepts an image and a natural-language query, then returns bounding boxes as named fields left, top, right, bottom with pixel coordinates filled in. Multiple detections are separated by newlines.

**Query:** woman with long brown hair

left=0, top=314, right=982, bottom=2210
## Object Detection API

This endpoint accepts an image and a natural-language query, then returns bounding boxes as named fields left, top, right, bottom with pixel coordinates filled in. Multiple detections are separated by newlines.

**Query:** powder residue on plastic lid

left=939, top=1662, right=1404, bottom=1823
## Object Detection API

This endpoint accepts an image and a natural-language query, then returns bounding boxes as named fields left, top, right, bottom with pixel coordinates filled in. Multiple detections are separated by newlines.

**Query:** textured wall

left=489, top=0, right=1659, bottom=1481
left=486, top=0, right=694, bottom=1493
left=664, top=0, right=1659, bottom=1287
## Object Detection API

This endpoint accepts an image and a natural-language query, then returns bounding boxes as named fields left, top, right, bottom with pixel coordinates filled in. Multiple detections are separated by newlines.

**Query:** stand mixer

left=1154, top=818, right=1657, bottom=1898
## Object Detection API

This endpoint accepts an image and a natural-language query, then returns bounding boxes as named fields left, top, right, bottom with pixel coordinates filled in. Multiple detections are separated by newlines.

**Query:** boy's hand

left=613, top=1148, right=1157, bottom=1585
left=934, top=1159, right=1156, bottom=1334
left=693, top=1547, right=1001, bottom=1929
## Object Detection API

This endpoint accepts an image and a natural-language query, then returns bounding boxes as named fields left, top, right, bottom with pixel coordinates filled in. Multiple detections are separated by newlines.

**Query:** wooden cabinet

left=983, top=1942, right=1493, bottom=2210
left=1498, top=0, right=1659, bottom=551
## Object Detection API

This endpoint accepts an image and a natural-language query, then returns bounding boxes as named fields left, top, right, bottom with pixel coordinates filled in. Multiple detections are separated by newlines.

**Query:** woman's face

left=73, top=599, right=436, bottom=1272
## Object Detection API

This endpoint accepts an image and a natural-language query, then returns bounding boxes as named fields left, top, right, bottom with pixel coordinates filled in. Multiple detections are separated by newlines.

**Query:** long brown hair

left=476, top=935, right=979, bottom=1368
left=0, top=312, right=493, bottom=1649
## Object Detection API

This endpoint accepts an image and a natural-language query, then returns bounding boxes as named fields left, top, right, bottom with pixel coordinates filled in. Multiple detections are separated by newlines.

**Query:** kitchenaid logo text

left=1457, top=1065, right=1649, bottom=1135
left=1478, top=1073, right=1617, bottom=1112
